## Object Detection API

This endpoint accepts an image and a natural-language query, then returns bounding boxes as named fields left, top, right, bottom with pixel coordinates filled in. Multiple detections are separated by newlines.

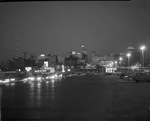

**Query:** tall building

left=127, top=44, right=135, bottom=54
left=126, top=45, right=140, bottom=66
left=81, top=45, right=88, bottom=63
left=36, top=54, right=58, bottom=68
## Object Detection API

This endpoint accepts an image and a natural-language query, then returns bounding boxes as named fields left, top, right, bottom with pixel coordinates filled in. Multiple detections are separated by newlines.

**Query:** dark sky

left=1, top=0, right=150, bottom=61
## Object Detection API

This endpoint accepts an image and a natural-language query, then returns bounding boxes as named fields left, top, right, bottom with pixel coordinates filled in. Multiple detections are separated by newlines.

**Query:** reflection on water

left=29, top=81, right=42, bottom=107
left=5, top=82, right=15, bottom=87
left=37, top=82, right=41, bottom=107
left=51, top=79, right=55, bottom=88
left=0, top=87, right=1, bottom=120
left=0, top=87, right=2, bottom=99
left=2, top=77, right=62, bottom=110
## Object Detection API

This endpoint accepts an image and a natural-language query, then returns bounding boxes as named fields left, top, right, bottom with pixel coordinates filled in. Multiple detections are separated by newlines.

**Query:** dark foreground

left=1, top=74, right=150, bottom=121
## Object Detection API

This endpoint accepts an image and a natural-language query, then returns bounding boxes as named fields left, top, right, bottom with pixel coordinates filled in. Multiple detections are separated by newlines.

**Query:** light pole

left=127, top=53, right=131, bottom=67
left=140, top=45, right=145, bottom=67
left=119, top=57, right=123, bottom=67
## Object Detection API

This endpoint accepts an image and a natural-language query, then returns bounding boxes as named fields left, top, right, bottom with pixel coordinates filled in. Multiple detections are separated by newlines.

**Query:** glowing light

left=40, top=54, right=45, bottom=57
left=54, top=74, right=58, bottom=78
left=37, top=83, right=41, bottom=87
left=59, top=74, right=62, bottom=77
left=127, top=53, right=131, bottom=57
left=37, top=77, right=42, bottom=81
left=10, top=78, right=15, bottom=81
left=25, top=67, right=32, bottom=72
left=68, top=69, right=71, bottom=72
left=119, top=57, right=122, bottom=61
left=140, top=46, right=145, bottom=50
left=62, top=65, right=65, bottom=73
left=2, top=79, right=10, bottom=83
left=51, top=75, right=55, bottom=79
left=28, top=77, right=35, bottom=81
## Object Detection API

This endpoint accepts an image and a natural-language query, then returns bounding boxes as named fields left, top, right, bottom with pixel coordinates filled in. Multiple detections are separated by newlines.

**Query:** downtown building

left=64, top=45, right=88, bottom=69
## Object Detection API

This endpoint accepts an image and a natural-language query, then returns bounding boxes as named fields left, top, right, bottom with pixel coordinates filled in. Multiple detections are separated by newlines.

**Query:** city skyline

left=1, top=1, right=150, bottom=61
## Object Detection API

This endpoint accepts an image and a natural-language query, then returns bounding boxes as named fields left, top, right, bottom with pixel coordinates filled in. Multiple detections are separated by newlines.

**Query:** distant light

left=127, top=53, right=131, bottom=57
left=19, top=69, right=21, bottom=72
left=51, top=75, right=55, bottom=79
left=37, top=77, right=42, bottom=81
left=10, top=78, right=15, bottom=81
left=140, top=46, right=146, bottom=50
left=119, top=57, right=123, bottom=61
left=72, top=51, right=76, bottom=55
left=28, top=77, right=35, bottom=81
left=25, top=67, right=32, bottom=72
left=54, top=74, right=58, bottom=78
left=40, top=54, right=45, bottom=57
left=62, top=65, right=65, bottom=72
left=3, top=79, right=10, bottom=83
left=44, top=61, right=48, bottom=67
left=68, top=69, right=71, bottom=72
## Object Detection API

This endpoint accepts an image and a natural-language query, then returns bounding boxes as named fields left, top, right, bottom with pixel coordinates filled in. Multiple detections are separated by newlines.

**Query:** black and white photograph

left=1, top=0, right=150, bottom=121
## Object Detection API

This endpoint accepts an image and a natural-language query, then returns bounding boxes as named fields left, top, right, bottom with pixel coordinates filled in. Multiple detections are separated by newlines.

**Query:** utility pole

left=15, top=33, right=18, bottom=59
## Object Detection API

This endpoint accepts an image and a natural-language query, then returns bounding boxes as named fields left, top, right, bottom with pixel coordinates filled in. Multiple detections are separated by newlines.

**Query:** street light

left=140, top=45, right=146, bottom=67
left=119, top=57, right=123, bottom=66
left=127, top=53, right=131, bottom=67
left=115, top=61, right=117, bottom=67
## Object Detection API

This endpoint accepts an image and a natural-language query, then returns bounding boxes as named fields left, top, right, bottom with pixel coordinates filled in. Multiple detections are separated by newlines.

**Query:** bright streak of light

left=10, top=78, right=15, bottom=81
left=37, top=77, right=42, bottom=81
left=46, top=76, right=49, bottom=79
left=2, top=79, right=10, bottom=83
left=51, top=75, right=55, bottom=79
left=28, top=77, right=35, bottom=81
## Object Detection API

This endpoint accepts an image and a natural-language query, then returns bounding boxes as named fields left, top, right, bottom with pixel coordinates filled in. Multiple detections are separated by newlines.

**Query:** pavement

left=1, top=74, right=150, bottom=121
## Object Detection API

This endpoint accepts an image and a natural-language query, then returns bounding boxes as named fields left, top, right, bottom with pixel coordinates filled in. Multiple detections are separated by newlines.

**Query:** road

left=1, top=74, right=150, bottom=121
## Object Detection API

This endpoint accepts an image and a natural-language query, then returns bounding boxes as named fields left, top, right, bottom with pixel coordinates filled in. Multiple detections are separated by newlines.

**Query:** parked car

left=119, top=72, right=133, bottom=79
left=132, top=72, right=150, bottom=82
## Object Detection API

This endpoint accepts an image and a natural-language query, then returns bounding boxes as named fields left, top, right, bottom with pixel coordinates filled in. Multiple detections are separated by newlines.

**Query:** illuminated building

left=81, top=45, right=88, bottom=63
left=91, top=51, right=118, bottom=67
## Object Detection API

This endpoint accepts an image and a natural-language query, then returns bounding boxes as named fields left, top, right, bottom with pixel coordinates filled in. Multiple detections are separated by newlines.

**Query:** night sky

left=1, top=0, right=150, bottom=61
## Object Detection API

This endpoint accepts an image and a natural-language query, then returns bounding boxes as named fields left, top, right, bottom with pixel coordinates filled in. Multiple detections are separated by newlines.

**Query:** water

left=1, top=78, right=64, bottom=120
